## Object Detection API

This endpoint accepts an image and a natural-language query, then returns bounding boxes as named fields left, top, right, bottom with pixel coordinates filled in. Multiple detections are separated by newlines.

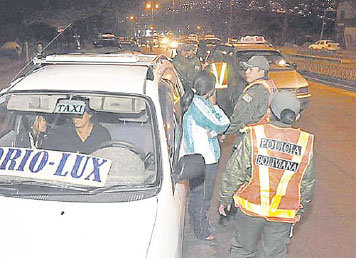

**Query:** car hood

left=269, top=69, right=308, bottom=89
left=0, top=195, right=158, bottom=259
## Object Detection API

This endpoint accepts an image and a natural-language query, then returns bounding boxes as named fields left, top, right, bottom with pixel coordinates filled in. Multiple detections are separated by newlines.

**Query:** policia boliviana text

left=219, top=91, right=315, bottom=257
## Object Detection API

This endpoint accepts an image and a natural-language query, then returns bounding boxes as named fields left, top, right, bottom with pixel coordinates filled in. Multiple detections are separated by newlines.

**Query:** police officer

left=172, top=43, right=201, bottom=91
left=185, top=43, right=202, bottom=90
left=196, top=39, right=207, bottom=62
left=206, top=51, right=246, bottom=117
left=225, top=55, right=277, bottom=146
left=219, top=91, right=315, bottom=257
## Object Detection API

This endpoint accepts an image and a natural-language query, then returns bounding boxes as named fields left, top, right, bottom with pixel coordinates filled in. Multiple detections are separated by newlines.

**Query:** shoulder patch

left=242, top=93, right=252, bottom=103
left=195, top=65, right=200, bottom=71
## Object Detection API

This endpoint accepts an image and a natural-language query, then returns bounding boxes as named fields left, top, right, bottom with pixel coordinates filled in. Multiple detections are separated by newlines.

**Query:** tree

left=27, top=22, right=57, bottom=42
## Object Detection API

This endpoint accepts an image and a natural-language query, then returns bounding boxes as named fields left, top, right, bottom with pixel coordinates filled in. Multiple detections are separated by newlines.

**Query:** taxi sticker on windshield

left=0, top=147, right=112, bottom=187
left=54, top=99, right=86, bottom=114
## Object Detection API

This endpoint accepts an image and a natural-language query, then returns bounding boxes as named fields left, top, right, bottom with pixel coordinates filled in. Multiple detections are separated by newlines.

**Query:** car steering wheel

left=94, top=140, right=155, bottom=169
left=94, top=140, right=147, bottom=161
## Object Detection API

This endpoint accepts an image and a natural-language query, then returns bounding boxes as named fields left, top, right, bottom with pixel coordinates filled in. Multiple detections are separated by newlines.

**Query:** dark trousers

left=188, top=163, right=218, bottom=239
left=231, top=208, right=292, bottom=258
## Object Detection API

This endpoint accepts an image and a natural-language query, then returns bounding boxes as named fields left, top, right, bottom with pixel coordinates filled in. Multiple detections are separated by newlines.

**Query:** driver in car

left=42, top=102, right=111, bottom=154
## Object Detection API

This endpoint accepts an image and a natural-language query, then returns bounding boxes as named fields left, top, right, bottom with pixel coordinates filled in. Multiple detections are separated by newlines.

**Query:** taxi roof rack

left=33, top=53, right=158, bottom=66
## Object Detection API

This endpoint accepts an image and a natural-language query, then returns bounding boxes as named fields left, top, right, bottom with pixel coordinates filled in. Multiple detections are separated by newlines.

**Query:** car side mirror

left=173, top=154, right=205, bottom=181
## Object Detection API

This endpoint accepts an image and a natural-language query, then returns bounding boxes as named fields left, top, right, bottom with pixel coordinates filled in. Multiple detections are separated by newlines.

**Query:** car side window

left=158, top=79, right=179, bottom=162
left=0, top=110, right=14, bottom=138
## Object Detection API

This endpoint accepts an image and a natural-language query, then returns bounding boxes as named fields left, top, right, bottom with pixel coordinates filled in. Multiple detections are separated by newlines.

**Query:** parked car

left=93, top=33, right=122, bottom=48
left=0, top=53, right=205, bottom=259
left=308, top=40, right=340, bottom=51
left=207, top=38, right=311, bottom=109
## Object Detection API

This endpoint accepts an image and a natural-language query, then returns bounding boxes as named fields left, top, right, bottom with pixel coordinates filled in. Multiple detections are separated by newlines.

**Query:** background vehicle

left=207, top=39, right=311, bottom=109
left=188, top=34, right=198, bottom=41
left=0, top=53, right=204, bottom=259
left=308, top=40, right=340, bottom=51
left=203, top=34, right=223, bottom=55
left=93, top=33, right=122, bottom=48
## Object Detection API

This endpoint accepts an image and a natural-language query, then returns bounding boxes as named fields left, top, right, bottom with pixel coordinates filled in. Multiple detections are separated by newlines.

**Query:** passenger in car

left=42, top=107, right=111, bottom=154
left=15, top=115, right=48, bottom=149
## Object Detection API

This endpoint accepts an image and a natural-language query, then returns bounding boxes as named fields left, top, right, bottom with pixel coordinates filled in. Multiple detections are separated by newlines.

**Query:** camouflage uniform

left=185, top=55, right=202, bottom=90
left=172, top=44, right=201, bottom=91
left=225, top=76, right=270, bottom=135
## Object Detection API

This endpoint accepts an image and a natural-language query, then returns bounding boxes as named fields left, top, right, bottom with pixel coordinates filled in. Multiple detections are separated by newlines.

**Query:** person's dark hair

left=280, top=109, right=296, bottom=124
left=192, top=71, right=216, bottom=96
left=180, top=89, right=194, bottom=114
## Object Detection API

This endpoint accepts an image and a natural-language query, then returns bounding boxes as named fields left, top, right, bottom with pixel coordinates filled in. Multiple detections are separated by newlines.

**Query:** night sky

left=0, top=0, right=141, bottom=25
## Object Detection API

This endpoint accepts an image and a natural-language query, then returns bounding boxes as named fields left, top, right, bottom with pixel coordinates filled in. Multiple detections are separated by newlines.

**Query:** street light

left=145, top=1, right=160, bottom=29
left=320, top=8, right=336, bottom=40
left=129, top=14, right=136, bottom=22
left=128, top=14, right=137, bottom=37
left=228, top=0, right=233, bottom=39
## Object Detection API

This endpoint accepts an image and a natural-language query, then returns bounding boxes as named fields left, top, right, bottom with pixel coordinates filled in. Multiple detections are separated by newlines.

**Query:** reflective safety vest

left=233, top=124, right=314, bottom=223
left=211, top=62, right=228, bottom=89
left=244, top=79, right=278, bottom=125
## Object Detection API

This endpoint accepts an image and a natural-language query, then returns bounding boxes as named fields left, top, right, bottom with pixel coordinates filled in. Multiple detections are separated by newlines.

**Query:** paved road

left=182, top=81, right=356, bottom=258
left=1, top=54, right=355, bottom=258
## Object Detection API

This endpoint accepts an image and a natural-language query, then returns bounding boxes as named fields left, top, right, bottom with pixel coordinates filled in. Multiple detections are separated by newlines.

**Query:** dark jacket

left=172, top=54, right=201, bottom=91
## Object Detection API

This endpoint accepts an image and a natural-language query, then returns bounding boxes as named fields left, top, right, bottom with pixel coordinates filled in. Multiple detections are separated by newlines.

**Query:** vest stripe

left=270, top=131, right=309, bottom=213
left=255, top=125, right=270, bottom=210
left=234, top=124, right=313, bottom=223
left=212, top=63, right=228, bottom=89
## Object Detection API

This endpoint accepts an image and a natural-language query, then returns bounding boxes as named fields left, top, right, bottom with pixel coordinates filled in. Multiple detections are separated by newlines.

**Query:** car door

left=158, top=75, right=188, bottom=254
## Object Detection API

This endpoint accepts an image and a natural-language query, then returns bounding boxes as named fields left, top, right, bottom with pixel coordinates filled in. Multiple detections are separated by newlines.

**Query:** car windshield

left=205, top=39, right=222, bottom=45
left=236, top=50, right=294, bottom=71
left=0, top=92, right=158, bottom=199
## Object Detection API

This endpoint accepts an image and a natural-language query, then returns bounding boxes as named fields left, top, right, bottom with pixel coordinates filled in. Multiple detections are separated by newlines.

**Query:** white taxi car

left=0, top=53, right=204, bottom=259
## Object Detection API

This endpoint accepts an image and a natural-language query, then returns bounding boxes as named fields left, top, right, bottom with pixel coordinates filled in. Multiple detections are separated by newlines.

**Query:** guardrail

left=286, top=55, right=356, bottom=82
left=277, top=46, right=356, bottom=61
left=287, top=53, right=355, bottom=64
left=276, top=46, right=356, bottom=82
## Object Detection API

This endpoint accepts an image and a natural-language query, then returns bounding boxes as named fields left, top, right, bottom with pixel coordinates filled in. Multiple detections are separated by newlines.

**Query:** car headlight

left=277, top=59, right=287, bottom=66
left=296, top=86, right=310, bottom=94
left=161, top=37, right=169, bottom=44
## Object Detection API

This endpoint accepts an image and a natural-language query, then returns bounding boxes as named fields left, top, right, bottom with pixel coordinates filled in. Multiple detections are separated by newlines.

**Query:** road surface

left=182, top=80, right=356, bottom=258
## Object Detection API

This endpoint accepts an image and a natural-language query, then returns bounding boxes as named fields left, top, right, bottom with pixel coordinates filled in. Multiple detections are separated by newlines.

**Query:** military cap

left=271, top=91, right=300, bottom=123
left=240, top=55, right=269, bottom=71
